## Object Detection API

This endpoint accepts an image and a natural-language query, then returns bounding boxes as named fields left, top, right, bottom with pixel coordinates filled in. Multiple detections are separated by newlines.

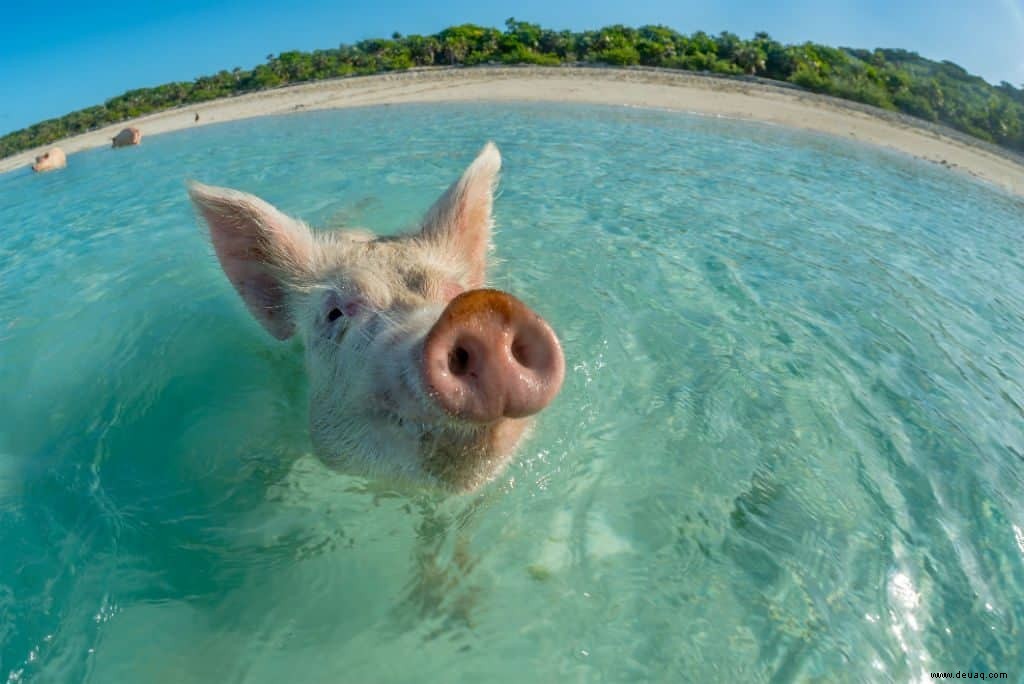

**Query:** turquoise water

left=2, top=103, right=1023, bottom=682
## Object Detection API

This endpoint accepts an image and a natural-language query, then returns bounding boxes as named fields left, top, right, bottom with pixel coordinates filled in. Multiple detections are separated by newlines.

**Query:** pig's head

left=189, top=143, right=564, bottom=492
left=32, top=147, right=66, bottom=173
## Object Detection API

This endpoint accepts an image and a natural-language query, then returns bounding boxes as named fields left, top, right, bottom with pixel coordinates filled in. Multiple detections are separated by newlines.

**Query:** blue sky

left=2, top=0, right=1023, bottom=136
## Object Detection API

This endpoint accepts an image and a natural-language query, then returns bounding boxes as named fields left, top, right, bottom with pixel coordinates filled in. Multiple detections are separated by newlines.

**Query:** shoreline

left=3, top=66, right=1023, bottom=196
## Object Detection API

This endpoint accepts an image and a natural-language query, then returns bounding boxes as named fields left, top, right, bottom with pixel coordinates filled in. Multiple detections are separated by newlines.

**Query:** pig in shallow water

left=189, top=143, right=565, bottom=492
left=112, top=127, right=142, bottom=148
left=32, top=147, right=66, bottom=172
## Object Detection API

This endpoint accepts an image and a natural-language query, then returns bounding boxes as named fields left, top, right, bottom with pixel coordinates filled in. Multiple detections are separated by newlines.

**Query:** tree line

left=3, top=20, right=1023, bottom=158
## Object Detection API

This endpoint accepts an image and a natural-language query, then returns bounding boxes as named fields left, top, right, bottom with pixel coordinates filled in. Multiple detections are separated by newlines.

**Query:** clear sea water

left=1, top=103, right=1023, bottom=683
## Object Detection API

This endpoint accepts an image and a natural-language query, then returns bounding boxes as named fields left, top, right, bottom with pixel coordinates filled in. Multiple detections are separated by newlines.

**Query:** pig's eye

left=321, top=292, right=364, bottom=330
left=404, top=270, right=427, bottom=293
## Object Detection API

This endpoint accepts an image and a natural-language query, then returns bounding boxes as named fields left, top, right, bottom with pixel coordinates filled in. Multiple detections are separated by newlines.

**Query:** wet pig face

left=189, top=143, right=564, bottom=492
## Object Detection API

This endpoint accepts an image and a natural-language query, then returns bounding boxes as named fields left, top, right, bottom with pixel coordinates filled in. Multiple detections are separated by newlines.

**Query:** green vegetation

left=4, top=20, right=1024, bottom=157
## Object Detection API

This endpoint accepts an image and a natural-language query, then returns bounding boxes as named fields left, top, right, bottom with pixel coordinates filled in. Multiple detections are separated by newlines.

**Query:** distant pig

left=189, top=143, right=565, bottom=492
left=112, top=127, right=142, bottom=148
left=32, top=147, right=66, bottom=172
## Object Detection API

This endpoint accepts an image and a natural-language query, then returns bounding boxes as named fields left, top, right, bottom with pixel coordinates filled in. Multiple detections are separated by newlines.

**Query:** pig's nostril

left=511, top=337, right=532, bottom=368
left=449, top=346, right=470, bottom=376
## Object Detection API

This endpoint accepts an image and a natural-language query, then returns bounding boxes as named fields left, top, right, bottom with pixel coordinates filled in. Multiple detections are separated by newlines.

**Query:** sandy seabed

left=3, top=66, right=1023, bottom=197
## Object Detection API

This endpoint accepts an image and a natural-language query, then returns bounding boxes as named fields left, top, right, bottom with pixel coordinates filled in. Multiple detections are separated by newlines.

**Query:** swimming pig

left=32, top=147, right=66, bottom=172
left=189, top=143, right=564, bottom=492
left=112, top=126, right=142, bottom=148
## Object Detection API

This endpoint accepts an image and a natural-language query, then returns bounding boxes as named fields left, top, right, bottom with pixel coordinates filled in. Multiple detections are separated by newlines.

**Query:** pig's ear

left=188, top=182, right=317, bottom=340
left=419, top=142, right=500, bottom=288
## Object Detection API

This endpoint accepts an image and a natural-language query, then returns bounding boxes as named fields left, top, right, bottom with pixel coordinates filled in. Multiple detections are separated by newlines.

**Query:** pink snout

left=421, top=289, right=565, bottom=423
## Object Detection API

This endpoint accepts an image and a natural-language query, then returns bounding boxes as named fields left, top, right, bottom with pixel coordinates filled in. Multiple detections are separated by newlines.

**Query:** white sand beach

left=3, top=66, right=1023, bottom=196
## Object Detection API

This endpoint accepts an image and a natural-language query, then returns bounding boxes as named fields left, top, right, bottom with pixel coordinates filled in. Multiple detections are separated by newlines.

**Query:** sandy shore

left=4, top=66, right=1024, bottom=196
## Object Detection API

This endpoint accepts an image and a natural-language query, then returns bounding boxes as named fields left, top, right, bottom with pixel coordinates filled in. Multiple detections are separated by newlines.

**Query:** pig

left=112, top=127, right=142, bottom=148
left=188, top=143, right=565, bottom=493
left=32, top=147, right=66, bottom=172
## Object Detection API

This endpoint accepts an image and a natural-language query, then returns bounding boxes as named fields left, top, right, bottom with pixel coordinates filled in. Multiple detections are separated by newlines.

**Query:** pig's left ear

left=419, top=142, right=500, bottom=288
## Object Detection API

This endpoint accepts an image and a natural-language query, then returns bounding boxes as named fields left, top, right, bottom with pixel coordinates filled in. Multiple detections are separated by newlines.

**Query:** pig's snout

left=421, top=289, right=564, bottom=422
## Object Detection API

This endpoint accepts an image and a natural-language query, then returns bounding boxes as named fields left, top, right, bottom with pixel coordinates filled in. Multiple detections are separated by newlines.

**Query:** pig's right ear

left=188, top=182, right=316, bottom=340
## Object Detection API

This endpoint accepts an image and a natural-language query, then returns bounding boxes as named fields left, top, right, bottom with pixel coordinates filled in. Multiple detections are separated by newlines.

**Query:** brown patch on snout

left=435, top=288, right=519, bottom=326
